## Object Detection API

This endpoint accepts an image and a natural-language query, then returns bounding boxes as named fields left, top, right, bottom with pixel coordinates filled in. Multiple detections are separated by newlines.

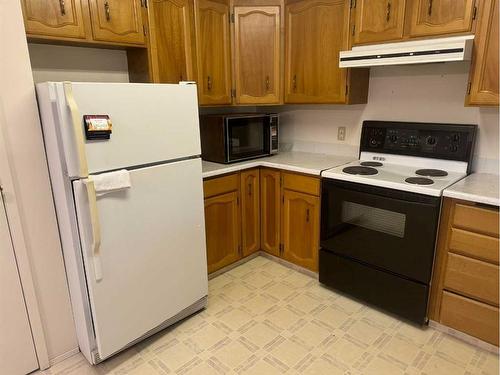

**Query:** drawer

left=283, top=172, right=320, bottom=196
left=449, top=228, right=499, bottom=264
left=444, top=253, right=499, bottom=305
left=203, top=173, right=239, bottom=198
left=452, top=203, right=499, bottom=237
left=440, top=291, right=499, bottom=346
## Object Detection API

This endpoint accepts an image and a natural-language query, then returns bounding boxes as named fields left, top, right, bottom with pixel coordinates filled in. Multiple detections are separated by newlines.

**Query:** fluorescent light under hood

left=339, top=35, right=474, bottom=68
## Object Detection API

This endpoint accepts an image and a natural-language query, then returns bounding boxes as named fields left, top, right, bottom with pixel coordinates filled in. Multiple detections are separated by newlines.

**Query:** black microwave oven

left=199, top=113, right=279, bottom=164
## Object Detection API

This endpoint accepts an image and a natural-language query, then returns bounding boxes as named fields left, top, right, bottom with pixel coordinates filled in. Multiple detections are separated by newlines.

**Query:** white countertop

left=202, top=151, right=355, bottom=178
left=443, top=173, right=499, bottom=206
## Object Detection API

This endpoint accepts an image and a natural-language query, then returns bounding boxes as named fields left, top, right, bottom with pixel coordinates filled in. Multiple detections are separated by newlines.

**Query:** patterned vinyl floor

left=37, top=256, right=499, bottom=375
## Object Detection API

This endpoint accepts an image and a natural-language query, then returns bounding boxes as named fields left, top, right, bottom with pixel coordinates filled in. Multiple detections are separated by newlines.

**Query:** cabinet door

left=194, top=0, right=232, bottom=105
left=234, top=6, right=281, bottom=104
left=282, top=190, right=319, bottom=271
left=260, top=168, right=281, bottom=257
left=21, top=0, right=87, bottom=39
left=241, top=169, right=260, bottom=256
left=353, top=0, right=406, bottom=44
left=408, top=0, right=476, bottom=37
left=466, top=0, right=499, bottom=106
left=285, top=0, right=350, bottom=103
left=88, top=0, right=145, bottom=45
left=149, top=0, right=197, bottom=83
left=204, top=191, right=241, bottom=273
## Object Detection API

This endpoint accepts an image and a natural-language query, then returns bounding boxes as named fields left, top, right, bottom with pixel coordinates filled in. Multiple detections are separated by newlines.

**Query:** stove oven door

left=320, top=179, right=440, bottom=284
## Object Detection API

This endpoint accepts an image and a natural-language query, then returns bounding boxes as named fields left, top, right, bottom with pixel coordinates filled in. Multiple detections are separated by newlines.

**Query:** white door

left=0, top=190, right=38, bottom=374
left=73, top=158, right=208, bottom=360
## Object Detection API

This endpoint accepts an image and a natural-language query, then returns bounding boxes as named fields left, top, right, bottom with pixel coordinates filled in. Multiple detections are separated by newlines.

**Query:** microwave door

left=226, top=117, right=270, bottom=162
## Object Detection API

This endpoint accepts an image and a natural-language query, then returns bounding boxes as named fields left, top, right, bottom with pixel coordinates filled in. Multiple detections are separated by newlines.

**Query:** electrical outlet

left=338, top=126, right=346, bottom=141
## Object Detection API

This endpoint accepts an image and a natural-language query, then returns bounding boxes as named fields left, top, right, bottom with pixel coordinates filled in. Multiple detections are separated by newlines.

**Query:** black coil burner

left=405, top=177, right=434, bottom=185
left=415, top=169, right=448, bottom=177
left=360, top=161, right=383, bottom=167
left=343, top=166, right=378, bottom=175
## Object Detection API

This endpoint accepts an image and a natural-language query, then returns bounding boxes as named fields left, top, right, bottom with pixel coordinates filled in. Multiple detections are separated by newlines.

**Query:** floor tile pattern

left=38, top=257, right=499, bottom=375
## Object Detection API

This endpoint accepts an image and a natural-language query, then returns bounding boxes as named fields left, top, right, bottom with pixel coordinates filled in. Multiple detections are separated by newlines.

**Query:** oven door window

left=226, top=117, right=269, bottom=161
left=342, top=201, right=406, bottom=238
left=321, top=180, right=440, bottom=284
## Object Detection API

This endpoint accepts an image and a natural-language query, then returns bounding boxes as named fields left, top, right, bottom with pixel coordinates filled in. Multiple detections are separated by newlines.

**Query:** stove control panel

left=361, top=121, right=477, bottom=162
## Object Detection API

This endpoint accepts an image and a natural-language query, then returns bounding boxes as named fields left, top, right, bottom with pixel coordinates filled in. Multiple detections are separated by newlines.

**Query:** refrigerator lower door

left=73, top=158, right=208, bottom=360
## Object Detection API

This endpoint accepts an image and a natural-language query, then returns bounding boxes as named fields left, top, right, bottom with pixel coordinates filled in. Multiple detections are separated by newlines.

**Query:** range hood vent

left=339, top=35, right=474, bottom=68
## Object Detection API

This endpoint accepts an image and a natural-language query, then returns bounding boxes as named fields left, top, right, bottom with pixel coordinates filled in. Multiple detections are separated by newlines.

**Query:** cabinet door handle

left=248, top=182, right=252, bottom=196
left=265, top=75, right=270, bottom=91
left=207, top=75, right=212, bottom=91
left=428, top=0, right=433, bottom=16
left=104, top=1, right=111, bottom=21
left=292, top=74, right=297, bottom=91
left=386, top=1, right=391, bottom=22
left=306, top=208, right=310, bottom=223
left=59, top=0, right=66, bottom=15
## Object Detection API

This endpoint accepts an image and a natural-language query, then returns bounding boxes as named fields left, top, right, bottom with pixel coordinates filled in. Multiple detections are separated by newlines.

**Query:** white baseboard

left=429, top=320, right=499, bottom=354
left=49, top=347, right=80, bottom=367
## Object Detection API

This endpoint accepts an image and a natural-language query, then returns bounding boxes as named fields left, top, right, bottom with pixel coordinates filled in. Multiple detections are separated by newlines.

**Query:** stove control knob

left=450, top=145, right=458, bottom=152
left=452, top=134, right=460, bottom=142
left=370, top=138, right=378, bottom=146
left=426, top=136, right=437, bottom=145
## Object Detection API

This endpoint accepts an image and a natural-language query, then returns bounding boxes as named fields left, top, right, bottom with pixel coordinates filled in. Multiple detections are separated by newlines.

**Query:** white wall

left=0, top=2, right=78, bottom=367
left=273, top=62, right=499, bottom=173
left=29, top=43, right=130, bottom=83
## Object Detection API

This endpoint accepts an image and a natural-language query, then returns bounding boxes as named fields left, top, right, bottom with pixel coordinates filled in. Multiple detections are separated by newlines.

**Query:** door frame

left=0, top=115, right=48, bottom=369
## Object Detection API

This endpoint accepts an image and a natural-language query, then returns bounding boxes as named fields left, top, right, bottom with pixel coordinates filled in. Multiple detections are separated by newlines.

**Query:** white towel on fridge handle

left=90, top=169, right=131, bottom=196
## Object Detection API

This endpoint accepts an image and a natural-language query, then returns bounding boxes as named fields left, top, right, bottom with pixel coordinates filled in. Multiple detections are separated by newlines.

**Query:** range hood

left=339, top=35, right=474, bottom=68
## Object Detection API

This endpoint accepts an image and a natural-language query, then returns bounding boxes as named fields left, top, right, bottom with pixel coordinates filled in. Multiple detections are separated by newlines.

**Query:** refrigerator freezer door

left=73, top=158, right=208, bottom=360
left=37, top=82, right=201, bottom=177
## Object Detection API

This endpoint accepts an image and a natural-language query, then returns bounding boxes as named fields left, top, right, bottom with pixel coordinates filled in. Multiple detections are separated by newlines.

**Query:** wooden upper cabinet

left=353, top=0, right=406, bottom=44
left=21, top=0, right=87, bottom=39
left=282, top=189, right=319, bottom=272
left=241, top=169, right=260, bottom=256
left=194, top=0, right=232, bottom=105
left=234, top=6, right=281, bottom=104
left=260, top=168, right=281, bottom=257
left=204, top=191, right=241, bottom=273
left=408, top=0, right=476, bottom=37
left=149, top=0, right=197, bottom=83
left=88, top=0, right=145, bottom=45
left=285, top=0, right=350, bottom=103
left=466, top=0, right=499, bottom=106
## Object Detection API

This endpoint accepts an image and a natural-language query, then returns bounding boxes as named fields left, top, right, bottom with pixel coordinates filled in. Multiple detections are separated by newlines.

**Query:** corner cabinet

left=233, top=6, right=281, bottom=104
left=240, top=169, right=260, bottom=256
left=260, top=168, right=281, bottom=257
left=284, top=0, right=369, bottom=104
left=148, top=0, right=197, bottom=83
left=194, top=0, right=232, bottom=105
left=466, top=0, right=499, bottom=106
left=353, top=0, right=406, bottom=45
left=21, top=0, right=88, bottom=39
left=407, top=0, right=476, bottom=38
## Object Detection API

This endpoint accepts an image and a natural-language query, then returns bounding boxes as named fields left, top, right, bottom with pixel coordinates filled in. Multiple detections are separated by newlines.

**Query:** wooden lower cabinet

left=429, top=198, right=500, bottom=346
left=240, top=169, right=260, bottom=256
left=204, top=190, right=241, bottom=273
left=203, top=168, right=321, bottom=273
left=282, top=189, right=319, bottom=271
left=260, top=168, right=281, bottom=256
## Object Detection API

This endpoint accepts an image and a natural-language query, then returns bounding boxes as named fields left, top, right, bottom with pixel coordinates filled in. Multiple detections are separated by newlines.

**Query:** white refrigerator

left=36, top=82, right=208, bottom=364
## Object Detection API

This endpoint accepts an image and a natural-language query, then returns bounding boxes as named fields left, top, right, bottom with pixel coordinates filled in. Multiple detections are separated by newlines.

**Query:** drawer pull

left=104, top=1, right=111, bottom=21
left=59, top=0, right=66, bottom=15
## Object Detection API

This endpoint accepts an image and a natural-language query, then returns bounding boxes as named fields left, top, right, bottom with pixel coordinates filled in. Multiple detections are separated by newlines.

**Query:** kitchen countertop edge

left=443, top=173, right=499, bottom=207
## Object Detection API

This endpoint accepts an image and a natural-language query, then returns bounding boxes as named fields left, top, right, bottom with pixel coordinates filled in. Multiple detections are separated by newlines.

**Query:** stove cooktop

left=322, top=159, right=466, bottom=196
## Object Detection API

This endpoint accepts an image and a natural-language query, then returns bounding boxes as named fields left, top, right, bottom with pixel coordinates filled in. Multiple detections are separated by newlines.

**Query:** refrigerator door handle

left=63, top=82, right=89, bottom=178
left=83, top=179, right=103, bottom=281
